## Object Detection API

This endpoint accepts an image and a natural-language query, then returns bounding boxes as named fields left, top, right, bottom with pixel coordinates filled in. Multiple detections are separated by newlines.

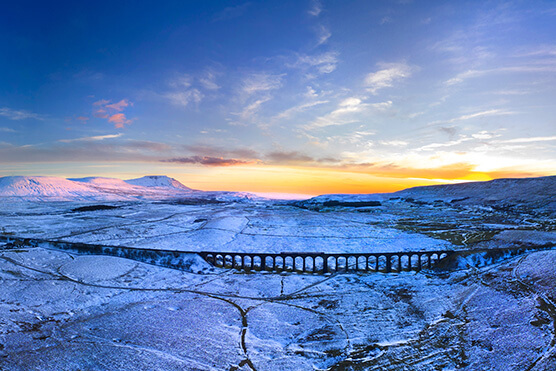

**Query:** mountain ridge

left=298, top=175, right=556, bottom=215
left=0, top=175, right=198, bottom=201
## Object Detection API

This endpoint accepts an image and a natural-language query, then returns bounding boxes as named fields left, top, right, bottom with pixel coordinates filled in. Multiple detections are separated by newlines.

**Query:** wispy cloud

left=471, top=130, right=498, bottom=140
left=106, top=99, right=131, bottom=111
left=295, top=51, right=339, bottom=74
left=165, top=89, right=203, bottom=107
left=58, top=133, right=123, bottom=143
left=365, top=62, right=413, bottom=94
left=0, top=139, right=172, bottom=163
left=380, top=16, right=392, bottom=25
left=274, top=100, right=329, bottom=120
left=306, top=97, right=392, bottom=129
left=162, top=156, right=254, bottom=166
left=199, top=70, right=220, bottom=90
left=379, top=140, right=408, bottom=147
left=308, top=0, right=322, bottom=17
left=241, top=73, right=283, bottom=96
left=233, top=97, right=271, bottom=122
left=169, top=74, right=192, bottom=89
left=316, top=25, right=331, bottom=45
left=229, top=73, right=284, bottom=124
left=428, top=109, right=516, bottom=126
left=445, top=64, right=556, bottom=85
left=266, top=151, right=314, bottom=163
left=445, top=69, right=485, bottom=85
left=416, top=137, right=473, bottom=151
left=515, top=44, right=556, bottom=58
left=213, top=3, right=251, bottom=22
left=0, top=127, right=16, bottom=133
left=164, top=71, right=219, bottom=108
left=0, top=107, right=45, bottom=121
left=498, top=135, right=556, bottom=144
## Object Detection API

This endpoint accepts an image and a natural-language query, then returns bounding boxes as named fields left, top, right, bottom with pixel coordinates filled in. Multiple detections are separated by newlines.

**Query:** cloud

left=229, top=73, right=284, bottom=124
left=58, top=133, right=123, bottom=143
left=76, top=116, right=89, bottom=122
left=93, top=109, right=109, bottom=119
left=165, top=89, right=203, bottom=107
left=125, top=140, right=172, bottom=152
left=445, top=65, right=556, bottom=85
left=274, top=100, right=329, bottom=120
left=497, top=135, right=556, bottom=144
left=237, top=97, right=272, bottom=120
left=0, top=127, right=16, bottom=133
left=106, top=99, right=131, bottom=111
left=93, top=99, right=110, bottom=106
left=471, top=130, right=498, bottom=140
left=0, top=107, right=45, bottom=121
left=169, top=74, right=192, bottom=89
left=0, top=139, right=172, bottom=163
left=306, top=97, right=392, bottom=129
left=295, top=51, right=339, bottom=74
left=445, top=70, right=484, bottom=85
left=308, top=0, right=322, bottom=17
left=241, top=73, right=283, bottom=95
left=380, top=16, right=392, bottom=25
left=365, top=62, right=413, bottom=94
left=199, top=71, right=220, bottom=90
left=379, top=140, right=408, bottom=147
left=428, top=109, right=516, bottom=126
left=416, top=137, right=473, bottom=151
left=266, top=151, right=314, bottom=163
left=316, top=25, right=331, bottom=45
left=184, top=145, right=259, bottom=159
left=161, top=156, right=254, bottom=166
left=439, top=126, right=458, bottom=138
left=213, top=3, right=251, bottom=22
left=108, top=113, right=132, bottom=128
left=515, top=45, right=556, bottom=58
left=93, top=99, right=134, bottom=128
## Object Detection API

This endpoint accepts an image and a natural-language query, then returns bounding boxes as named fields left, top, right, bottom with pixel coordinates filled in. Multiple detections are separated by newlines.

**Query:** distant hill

left=0, top=175, right=250, bottom=202
left=394, top=176, right=556, bottom=203
left=124, top=175, right=193, bottom=191
left=0, top=176, right=105, bottom=199
left=298, top=175, right=556, bottom=215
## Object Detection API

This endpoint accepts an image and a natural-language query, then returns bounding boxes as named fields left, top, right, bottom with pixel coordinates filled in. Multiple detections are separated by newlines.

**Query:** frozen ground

left=1, top=239, right=556, bottom=370
left=1, top=184, right=556, bottom=369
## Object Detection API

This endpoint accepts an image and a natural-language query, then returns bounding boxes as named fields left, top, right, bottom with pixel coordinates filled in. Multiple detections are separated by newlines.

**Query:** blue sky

left=1, top=0, right=555, bottom=194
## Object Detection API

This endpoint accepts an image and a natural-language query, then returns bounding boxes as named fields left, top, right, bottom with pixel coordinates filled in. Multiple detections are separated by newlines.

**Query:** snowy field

left=0, top=200, right=454, bottom=254
left=1, top=195, right=556, bottom=370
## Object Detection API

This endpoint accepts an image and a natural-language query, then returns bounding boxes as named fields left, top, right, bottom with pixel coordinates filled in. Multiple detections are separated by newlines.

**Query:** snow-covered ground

left=1, top=175, right=556, bottom=370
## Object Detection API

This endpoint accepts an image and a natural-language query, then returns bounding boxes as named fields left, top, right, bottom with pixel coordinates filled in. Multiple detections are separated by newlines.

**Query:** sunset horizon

left=2, top=1, right=555, bottom=194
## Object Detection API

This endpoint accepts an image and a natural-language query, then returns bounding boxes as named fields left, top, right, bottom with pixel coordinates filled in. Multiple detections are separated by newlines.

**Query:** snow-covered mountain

left=0, top=175, right=250, bottom=202
left=0, top=176, right=108, bottom=199
left=124, top=175, right=193, bottom=191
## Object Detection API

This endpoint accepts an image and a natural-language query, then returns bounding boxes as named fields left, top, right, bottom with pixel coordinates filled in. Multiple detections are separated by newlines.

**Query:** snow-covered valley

left=1, top=175, right=556, bottom=370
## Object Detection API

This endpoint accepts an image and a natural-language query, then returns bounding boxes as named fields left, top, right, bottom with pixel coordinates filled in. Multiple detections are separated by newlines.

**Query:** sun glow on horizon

left=0, top=1, right=555, bottom=193
left=1, top=161, right=553, bottom=196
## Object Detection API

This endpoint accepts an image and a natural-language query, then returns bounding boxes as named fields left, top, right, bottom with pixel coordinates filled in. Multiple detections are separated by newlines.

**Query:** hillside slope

left=300, top=175, right=556, bottom=215
left=0, top=175, right=195, bottom=201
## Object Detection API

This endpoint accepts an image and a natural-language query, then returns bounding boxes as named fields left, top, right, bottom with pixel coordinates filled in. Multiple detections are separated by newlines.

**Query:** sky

left=1, top=0, right=555, bottom=196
